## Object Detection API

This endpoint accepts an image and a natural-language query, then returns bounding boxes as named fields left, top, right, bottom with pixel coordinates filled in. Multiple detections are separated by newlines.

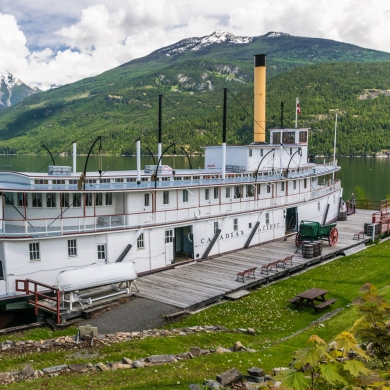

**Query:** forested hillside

left=0, top=32, right=390, bottom=156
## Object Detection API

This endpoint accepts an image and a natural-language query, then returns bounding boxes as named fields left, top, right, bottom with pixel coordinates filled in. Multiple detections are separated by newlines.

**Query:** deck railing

left=0, top=181, right=341, bottom=237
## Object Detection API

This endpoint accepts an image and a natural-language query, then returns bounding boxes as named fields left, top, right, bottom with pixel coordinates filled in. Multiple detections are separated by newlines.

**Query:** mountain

left=0, top=31, right=390, bottom=156
left=0, top=68, right=40, bottom=110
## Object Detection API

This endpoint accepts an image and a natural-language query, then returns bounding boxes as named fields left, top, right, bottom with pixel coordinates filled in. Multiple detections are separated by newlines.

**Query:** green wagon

left=295, top=221, right=338, bottom=247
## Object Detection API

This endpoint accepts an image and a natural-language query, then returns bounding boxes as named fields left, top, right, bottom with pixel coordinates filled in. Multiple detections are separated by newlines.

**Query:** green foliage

left=352, top=283, right=390, bottom=369
left=355, top=185, right=371, bottom=200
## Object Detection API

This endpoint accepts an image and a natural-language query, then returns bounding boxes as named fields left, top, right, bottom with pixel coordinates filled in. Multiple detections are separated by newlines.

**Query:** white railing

left=0, top=181, right=341, bottom=237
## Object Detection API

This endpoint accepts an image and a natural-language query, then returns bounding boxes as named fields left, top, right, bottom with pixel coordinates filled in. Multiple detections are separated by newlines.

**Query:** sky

left=1, top=0, right=389, bottom=90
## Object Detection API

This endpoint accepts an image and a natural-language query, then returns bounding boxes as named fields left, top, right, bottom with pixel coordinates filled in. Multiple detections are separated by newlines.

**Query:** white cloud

left=1, top=0, right=390, bottom=89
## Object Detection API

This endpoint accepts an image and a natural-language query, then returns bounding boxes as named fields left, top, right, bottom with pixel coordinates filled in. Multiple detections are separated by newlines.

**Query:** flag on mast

left=296, top=97, right=300, bottom=114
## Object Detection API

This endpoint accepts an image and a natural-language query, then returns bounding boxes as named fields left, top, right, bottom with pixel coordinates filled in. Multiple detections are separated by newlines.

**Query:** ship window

left=318, top=202, right=321, bottom=211
left=95, top=193, right=103, bottom=206
left=182, top=190, right=188, bottom=203
left=226, top=187, right=231, bottom=198
left=205, top=189, right=209, bottom=200
left=68, top=239, right=77, bottom=257
left=46, top=193, right=56, bottom=208
left=334, top=194, right=336, bottom=204
left=73, top=193, right=81, bottom=208
left=141, top=178, right=148, bottom=182
left=144, top=193, right=150, bottom=206
left=137, top=233, right=144, bottom=249
left=233, top=218, right=238, bottom=231
left=304, top=178, right=307, bottom=189
left=86, top=193, right=93, bottom=207
left=106, top=193, right=112, bottom=206
left=163, top=191, right=169, bottom=205
left=234, top=186, right=242, bottom=199
left=4, top=192, right=14, bottom=206
left=61, top=193, right=70, bottom=208
left=165, top=230, right=173, bottom=243
left=266, top=213, right=270, bottom=224
left=282, top=131, right=296, bottom=144
left=213, top=222, right=218, bottom=235
left=267, top=184, right=271, bottom=194
left=97, top=244, right=106, bottom=260
left=29, top=242, right=40, bottom=261
left=290, top=148, right=293, bottom=155
left=249, top=149, right=252, bottom=157
left=0, top=261, right=3, bottom=279
left=272, top=132, right=281, bottom=144
left=17, top=193, right=27, bottom=207
left=213, top=187, right=219, bottom=199
left=32, top=193, right=42, bottom=208
left=246, top=185, right=254, bottom=197
left=293, top=180, right=297, bottom=190
left=260, top=149, right=264, bottom=157
left=281, top=182, right=285, bottom=192
left=127, top=178, right=136, bottom=182
left=299, top=131, right=307, bottom=143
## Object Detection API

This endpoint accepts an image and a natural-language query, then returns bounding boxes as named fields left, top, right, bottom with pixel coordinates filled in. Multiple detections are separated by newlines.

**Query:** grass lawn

left=2, top=240, right=390, bottom=389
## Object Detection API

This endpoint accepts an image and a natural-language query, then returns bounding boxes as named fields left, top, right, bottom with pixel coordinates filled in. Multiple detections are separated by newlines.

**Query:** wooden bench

left=236, top=267, right=257, bottom=282
left=353, top=231, right=365, bottom=240
left=260, top=260, right=279, bottom=275
left=277, top=255, right=294, bottom=269
left=315, top=298, right=337, bottom=312
left=287, top=296, right=300, bottom=305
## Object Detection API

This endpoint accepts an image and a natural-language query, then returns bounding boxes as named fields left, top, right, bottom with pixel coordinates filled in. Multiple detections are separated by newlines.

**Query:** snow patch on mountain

left=158, top=30, right=253, bottom=57
left=266, top=32, right=291, bottom=38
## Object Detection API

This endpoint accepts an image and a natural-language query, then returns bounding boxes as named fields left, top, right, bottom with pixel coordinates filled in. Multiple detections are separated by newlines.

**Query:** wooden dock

left=135, top=211, right=373, bottom=310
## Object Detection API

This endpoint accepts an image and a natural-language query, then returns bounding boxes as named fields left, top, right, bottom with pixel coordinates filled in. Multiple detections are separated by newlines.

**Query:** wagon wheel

left=295, top=233, right=303, bottom=247
left=328, top=227, right=338, bottom=246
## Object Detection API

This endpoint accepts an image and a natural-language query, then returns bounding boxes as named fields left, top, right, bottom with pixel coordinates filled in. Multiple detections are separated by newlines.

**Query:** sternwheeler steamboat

left=0, top=54, right=342, bottom=325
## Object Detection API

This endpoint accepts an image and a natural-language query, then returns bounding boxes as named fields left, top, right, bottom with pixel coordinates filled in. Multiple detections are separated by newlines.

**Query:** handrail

left=15, top=278, right=61, bottom=324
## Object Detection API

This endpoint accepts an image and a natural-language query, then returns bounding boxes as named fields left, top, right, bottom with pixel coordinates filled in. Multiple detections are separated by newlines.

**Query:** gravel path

left=80, top=297, right=179, bottom=333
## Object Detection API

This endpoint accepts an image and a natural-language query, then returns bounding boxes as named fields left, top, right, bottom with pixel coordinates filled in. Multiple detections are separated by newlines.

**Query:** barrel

left=364, top=223, right=370, bottom=234
left=301, top=241, right=311, bottom=254
left=338, top=212, right=347, bottom=221
left=303, top=244, right=314, bottom=259
left=312, top=241, right=322, bottom=257
left=366, top=223, right=381, bottom=237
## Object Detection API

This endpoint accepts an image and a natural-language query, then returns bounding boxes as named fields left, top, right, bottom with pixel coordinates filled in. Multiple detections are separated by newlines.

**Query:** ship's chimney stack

left=254, top=54, right=266, bottom=143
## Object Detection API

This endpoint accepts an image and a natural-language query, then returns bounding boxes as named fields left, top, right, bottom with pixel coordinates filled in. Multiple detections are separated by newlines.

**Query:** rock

left=122, top=358, right=132, bottom=365
left=21, top=365, right=34, bottom=378
left=0, top=372, right=10, bottom=381
left=244, top=348, right=257, bottom=353
left=189, top=385, right=202, bottom=390
left=215, top=346, right=231, bottom=354
left=271, top=367, right=289, bottom=374
left=247, top=328, right=256, bottom=335
left=132, top=360, right=144, bottom=368
left=182, top=352, right=193, bottom=359
left=68, top=364, right=88, bottom=372
left=238, top=328, right=247, bottom=333
left=42, top=364, right=68, bottom=374
left=232, top=341, right=244, bottom=351
left=247, top=367, right=265, bottom=377
left=274, top=381, right=282, bottom=388
left=216, top=368, right=242, bottom=386
left=110, top=363, right=132, bottom=370
left=204, top=379, right=222, bottom=389
left=146, top=355, right=177, bottom=364
left=244, top=383, right=263, bottom=390
left=190, top=347, right=201, bottom=356
left=243, top=375, right=265, bottom=383
left=96, top=363, right=109, bottom=372
left=179, top=332, right=186, bottom=336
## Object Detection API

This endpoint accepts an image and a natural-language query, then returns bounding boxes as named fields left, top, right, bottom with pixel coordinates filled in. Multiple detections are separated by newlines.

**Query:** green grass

left=2, top=240, right=390, bottom=389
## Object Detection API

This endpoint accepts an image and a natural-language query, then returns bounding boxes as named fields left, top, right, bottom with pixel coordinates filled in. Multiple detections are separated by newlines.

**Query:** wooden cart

left=295, top=221, right=338, bottom=247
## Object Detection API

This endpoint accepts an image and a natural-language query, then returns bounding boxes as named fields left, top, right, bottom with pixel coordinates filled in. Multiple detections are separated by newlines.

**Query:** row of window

left=5, top=192, right=113, bottom=208
left=29, top=240, right=107, bottom=261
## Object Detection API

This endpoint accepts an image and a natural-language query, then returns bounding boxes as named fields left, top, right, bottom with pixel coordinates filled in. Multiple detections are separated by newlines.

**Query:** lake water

left=0, top=155, right=388, bottom=201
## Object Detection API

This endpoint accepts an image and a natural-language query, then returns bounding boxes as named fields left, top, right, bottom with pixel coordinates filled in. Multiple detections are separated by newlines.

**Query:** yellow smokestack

left=254, top=54, right=266, bottom=143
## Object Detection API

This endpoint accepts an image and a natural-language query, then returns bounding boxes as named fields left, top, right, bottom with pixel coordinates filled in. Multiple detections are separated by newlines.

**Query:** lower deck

left=135, top=210, right=372, bottom=310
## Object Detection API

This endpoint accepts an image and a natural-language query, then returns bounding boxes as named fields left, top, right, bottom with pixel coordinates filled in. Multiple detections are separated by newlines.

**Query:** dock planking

left=136, top=211, right=372, bottom=310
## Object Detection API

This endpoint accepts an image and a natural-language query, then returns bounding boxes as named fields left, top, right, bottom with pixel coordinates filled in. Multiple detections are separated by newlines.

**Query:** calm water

left=0, top=155, right=388, bottom=201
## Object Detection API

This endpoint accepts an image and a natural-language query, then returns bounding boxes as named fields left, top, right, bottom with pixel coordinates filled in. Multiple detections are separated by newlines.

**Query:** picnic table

left=287, top=288, right=337, bottom=313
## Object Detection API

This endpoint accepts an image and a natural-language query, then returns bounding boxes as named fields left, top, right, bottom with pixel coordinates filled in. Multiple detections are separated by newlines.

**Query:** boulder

left=247, top=367, right=265, bottom=377
left=216, top=368, right=242, bottom=386
left=146, top=355, right=177, bottom=364
left=190, top=347, right=201, bottom=356
left=21, top=365, right=34, bottom=378
left=132, top=360, right=144, bottom=368
left=122, top=358, right=132, bottom=365
left=189, top=385, right=202, bottom=390
left=68, top=364, right=88, bottom=373
left=204, top=379, right=222, bottom=389
left=96, top=363, right=109, bottom=372
left=232, top=341, right=244, bottom=351
left=42, top=364, right=68, bottom=374
left=215, top=346, right=231, bottom=354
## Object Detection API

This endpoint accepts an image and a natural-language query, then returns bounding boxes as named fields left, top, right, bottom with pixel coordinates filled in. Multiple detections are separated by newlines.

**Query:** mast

left=222, top=87, right=227, bottom=180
